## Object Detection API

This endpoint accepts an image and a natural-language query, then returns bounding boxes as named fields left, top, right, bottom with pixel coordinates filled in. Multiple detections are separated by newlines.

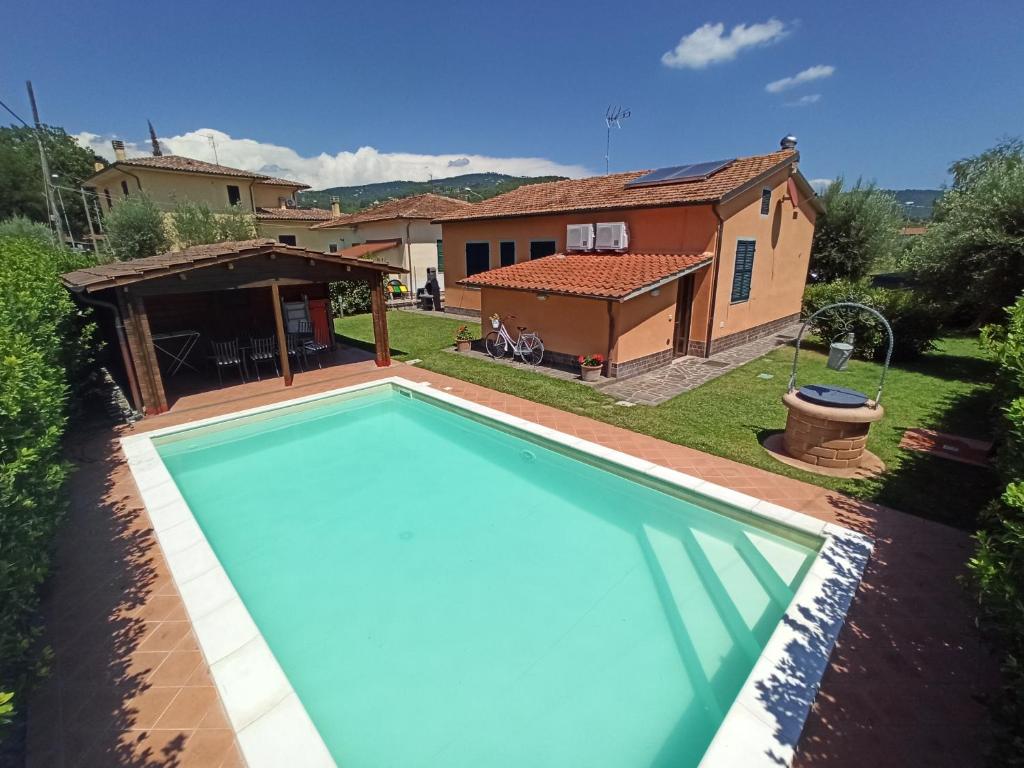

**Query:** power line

left=0, top=95, right=30, bottom=127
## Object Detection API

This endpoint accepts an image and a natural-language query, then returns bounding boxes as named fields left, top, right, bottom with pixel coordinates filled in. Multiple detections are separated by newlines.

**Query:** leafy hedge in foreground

left=0, top=235, right=96, bottom=738
left=974, top=299, right=1024, bottom=764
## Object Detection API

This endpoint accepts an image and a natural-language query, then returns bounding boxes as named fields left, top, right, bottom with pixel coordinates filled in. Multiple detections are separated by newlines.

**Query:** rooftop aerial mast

left=604, top=105, right=631, bottom=175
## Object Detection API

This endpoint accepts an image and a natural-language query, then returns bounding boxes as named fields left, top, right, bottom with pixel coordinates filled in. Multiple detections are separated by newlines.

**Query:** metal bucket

left=827, top=341, right=854, bottom=371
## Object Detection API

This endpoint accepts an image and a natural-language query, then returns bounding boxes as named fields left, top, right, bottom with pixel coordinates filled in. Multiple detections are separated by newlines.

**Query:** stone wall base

left=607, top=348, right=675, bottom=379
left=707, top=312, right=800, bottom=356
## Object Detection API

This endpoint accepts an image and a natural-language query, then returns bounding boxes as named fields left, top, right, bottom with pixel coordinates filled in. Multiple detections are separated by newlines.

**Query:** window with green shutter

left=730, top=239, right=756, bottom=303
left=436, top=239, right=444, bottom=272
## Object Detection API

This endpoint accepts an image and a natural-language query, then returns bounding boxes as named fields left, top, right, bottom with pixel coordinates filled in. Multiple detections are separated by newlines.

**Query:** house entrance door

left=673, top=276, right=694, bottom=357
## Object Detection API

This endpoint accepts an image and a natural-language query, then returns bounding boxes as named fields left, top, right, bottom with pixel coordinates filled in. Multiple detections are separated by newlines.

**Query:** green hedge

left=802, top=279, right=941, bottom=361
left=974, top=302, right=1024, bottom=763
left=0, top=235, right=96, bottom=737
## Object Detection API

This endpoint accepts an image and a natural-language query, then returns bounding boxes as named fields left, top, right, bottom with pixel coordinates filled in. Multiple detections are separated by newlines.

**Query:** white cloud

left=74, top=128, right=590, bottom=188
left=765, top=65, right=835, bottom=93
left=786, top=93, right=822, bottom=107
left=809, top=178, right=833, bottom=193
left=661, top=19, right=789, bottom=69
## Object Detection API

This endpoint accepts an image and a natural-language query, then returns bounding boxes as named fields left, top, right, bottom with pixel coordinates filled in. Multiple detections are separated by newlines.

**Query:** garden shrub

left=0, top=235, right=96, bottom=738
left=330, top=279, right=372, bottom=316
left=974, top=298, right=1024, bottom=763
left=802, top=279, right=940, bottom=361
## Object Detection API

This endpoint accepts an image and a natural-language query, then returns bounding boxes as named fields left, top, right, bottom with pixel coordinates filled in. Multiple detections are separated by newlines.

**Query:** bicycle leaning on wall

left=484, top=314, right=544, bottom=366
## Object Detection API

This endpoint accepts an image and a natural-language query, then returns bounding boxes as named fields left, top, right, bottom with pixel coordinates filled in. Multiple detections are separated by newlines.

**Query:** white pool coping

left=121, top=375, right=872, bottom=768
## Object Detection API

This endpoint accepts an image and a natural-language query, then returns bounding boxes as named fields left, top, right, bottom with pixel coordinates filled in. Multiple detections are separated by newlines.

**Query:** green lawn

left=336, top=311, right=999, bottom=527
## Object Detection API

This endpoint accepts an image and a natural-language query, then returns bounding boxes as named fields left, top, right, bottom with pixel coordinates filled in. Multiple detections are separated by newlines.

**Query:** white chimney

left=330, top=196, right=341, bottom=217
left=111, top=140, right=127, bottom=162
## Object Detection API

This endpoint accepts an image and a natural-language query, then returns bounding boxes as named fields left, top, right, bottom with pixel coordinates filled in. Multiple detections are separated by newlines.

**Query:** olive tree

left=103, top=193, right=169, bottom=261
left=808, top=179, right=903, bottom=282
left=909, top=138, right=1024, bottom=325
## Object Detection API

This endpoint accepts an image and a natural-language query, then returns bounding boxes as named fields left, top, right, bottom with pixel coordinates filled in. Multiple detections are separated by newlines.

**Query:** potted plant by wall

left=578, top=353, right=604, bottom=381
left=455, top=325, right=474, bottom=353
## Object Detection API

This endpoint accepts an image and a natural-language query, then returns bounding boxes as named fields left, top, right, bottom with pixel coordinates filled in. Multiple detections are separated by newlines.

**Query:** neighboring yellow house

left=311, top=194, right=472, bottom=291
left=84, top=140, right=338, bottom=248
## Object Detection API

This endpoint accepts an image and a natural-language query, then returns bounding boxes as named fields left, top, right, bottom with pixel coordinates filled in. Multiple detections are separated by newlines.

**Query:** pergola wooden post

left=369, top=276, right=391, bottom=367
left=118, top=291, right=169, bottom=414
left=270, top=282, right=293, bottom=386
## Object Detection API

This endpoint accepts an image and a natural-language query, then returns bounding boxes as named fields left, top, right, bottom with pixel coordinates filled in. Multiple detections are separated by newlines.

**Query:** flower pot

left=456, top=339, right=472, bottom=353
left=580, top=364, right=602, bottom=382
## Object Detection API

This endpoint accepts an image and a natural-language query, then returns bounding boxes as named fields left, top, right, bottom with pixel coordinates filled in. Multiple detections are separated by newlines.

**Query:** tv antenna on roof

left=205, top=134, right=219, bottom=165
left=605, top=105, right=631, bottom=175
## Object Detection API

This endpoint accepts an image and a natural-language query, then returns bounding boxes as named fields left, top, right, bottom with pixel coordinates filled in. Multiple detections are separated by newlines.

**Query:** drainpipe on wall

left=703, top=204, right=725, bottom=358
left=405, top=220, right=413, bottom=288
left=606, top=300, right=617, bottom=376
left=74, top=290, right=143, bottom=416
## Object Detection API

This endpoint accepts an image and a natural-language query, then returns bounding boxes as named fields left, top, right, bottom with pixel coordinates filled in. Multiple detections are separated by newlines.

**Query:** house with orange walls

left=434, top=137, right=823, bottom=377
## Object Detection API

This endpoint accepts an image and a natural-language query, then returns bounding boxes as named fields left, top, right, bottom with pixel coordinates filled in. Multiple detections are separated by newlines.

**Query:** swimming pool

left=123, top=377, right=871, bottom=768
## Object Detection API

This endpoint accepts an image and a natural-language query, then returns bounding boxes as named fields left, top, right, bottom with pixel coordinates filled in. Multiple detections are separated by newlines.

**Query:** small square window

left=465, top=242, right=490, bottom=276
left=278, top=234, right=297, bottom=246
left=227, top=185, right=241, bottom=206
left=500, top=241, right=515, bottom=267
left=530, top=240, right=556, bottom=260
left=760, top=188, right=772, bottom=216
left=328, top=244, right=338, bottom=253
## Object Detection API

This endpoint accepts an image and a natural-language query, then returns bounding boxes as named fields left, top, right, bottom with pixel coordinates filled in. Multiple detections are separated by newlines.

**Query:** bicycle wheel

left=521, top=335, right=544, bottom=365
left=485, top=331, right=509, bottom=358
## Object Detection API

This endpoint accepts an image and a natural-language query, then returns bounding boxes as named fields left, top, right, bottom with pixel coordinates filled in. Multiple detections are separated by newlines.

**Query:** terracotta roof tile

left=458, top=252, right=712, bottom=300
left=87, top=155, right=310, bottom=188
left=313, top=193, right=471, bottom=228
left=254, top=207, right=335, bottom=221
left=435, top=150, right=797, bottom=222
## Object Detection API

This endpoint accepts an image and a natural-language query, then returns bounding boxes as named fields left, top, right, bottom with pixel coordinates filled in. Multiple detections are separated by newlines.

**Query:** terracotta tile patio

left=28, top=357, right=999, bottom=766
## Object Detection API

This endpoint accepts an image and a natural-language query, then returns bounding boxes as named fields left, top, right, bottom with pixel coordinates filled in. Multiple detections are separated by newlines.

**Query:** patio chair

left=210, top=339, right=246, bottom=386
left=285, top=333, right=307, bottom=373
left=248, top=335, right=279, bottom=381
left=302, top=325, right=331, bottom=369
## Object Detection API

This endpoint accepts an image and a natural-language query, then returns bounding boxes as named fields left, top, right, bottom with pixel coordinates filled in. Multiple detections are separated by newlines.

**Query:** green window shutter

left=436, top=239, right=444, bottom=272
left=730, top=239, right=756, bottom=302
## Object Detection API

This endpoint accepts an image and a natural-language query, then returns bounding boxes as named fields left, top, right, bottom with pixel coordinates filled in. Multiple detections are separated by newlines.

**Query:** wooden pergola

left=62, top=239, right=402, bottom=416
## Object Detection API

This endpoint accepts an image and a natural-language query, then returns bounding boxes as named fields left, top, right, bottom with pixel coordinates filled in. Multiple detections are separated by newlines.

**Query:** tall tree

left=0, top=124, right=101, bottom=240
left=909, top=138, right=1024, bottom=324
left=808, top=178, right=903, bottom=283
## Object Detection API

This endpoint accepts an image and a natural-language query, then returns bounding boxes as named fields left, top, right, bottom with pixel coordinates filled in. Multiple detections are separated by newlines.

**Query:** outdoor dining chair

left=302, top=325, right=331, bottom=369
left=285, top=333, right=307, bottom=373
left=249, top=335, right=279, bottom=380
left=210, top=339, right=246, bottom=386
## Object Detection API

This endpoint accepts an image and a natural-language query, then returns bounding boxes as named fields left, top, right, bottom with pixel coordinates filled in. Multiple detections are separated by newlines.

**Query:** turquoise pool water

left=156, top=386, right=818, bottom=768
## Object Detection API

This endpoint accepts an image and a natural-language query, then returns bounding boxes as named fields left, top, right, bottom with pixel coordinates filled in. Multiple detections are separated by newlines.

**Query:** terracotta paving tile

left=154, top=687, right=222, bottom=730
left=26, top=358, right=1001, bottom=767
left=136, top=621, right=193, bottom=653
left=147, top=651, right=204, bottom=687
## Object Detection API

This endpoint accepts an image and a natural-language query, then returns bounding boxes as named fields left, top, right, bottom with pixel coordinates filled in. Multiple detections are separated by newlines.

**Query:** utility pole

left=26, top=81, right=65, bottom=244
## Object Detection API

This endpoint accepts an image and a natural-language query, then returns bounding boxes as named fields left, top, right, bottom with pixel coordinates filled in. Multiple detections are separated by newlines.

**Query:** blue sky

left=2, top=0, right=1021, bottom=189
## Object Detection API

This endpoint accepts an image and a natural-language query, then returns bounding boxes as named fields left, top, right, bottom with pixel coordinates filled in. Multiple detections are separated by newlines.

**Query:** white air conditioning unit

left=566, top=223, right=594, bottom=251
left=595, top=222, right=629, bottom=251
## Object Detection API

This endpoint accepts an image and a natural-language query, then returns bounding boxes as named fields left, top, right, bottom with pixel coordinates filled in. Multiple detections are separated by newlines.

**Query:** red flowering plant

left=578, top=353, right=604, bottom=367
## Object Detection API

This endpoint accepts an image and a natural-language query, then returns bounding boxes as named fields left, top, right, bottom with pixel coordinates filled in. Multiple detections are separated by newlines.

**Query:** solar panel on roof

left=625, top=158, right=735, bottom=189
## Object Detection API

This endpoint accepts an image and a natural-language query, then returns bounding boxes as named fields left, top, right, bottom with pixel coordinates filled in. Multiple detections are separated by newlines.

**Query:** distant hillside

left=298, top=172, right=566, bottom=212
left=884, top=189, right=944, bottom=220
